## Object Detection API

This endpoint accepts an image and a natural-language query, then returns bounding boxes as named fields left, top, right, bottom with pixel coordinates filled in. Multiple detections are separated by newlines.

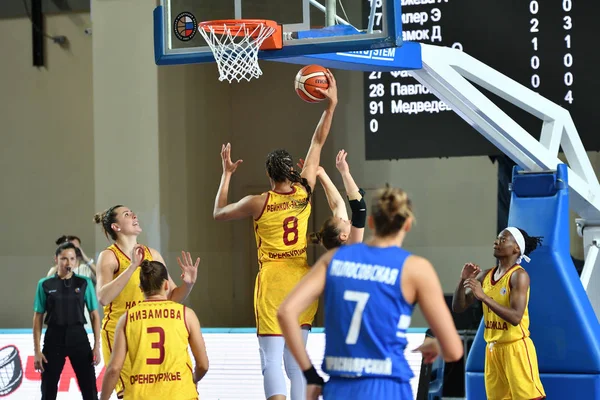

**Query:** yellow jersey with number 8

left=254, top=185, right=311, bottom=267
left=124, top=300, right=197, bottom=400
left=253, top=184, right=316, bottom=335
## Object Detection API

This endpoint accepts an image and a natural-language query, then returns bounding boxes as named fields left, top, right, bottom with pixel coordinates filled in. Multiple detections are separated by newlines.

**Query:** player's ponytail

left=289, top=169, right=313, bottom=205
left=517, top=228, right=543, bottom=256
left=310, top=217, right=344, bottom=250
left=265, top=149, right=312, bottom=205
left=372, top=184, right=414, bottom=237
left=308, top=231, right=322, bottom=245
left=93, top=205, right=122, bottom=241
left=139, top=260, right=169, bottom=296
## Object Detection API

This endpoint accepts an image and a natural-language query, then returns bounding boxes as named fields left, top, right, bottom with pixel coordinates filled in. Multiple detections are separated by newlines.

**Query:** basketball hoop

left=198, top=19, right=283, bottom=83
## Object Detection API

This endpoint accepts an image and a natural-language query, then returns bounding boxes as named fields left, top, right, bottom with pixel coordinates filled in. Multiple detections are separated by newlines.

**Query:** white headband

left=505, top=227, right=530, bottom=264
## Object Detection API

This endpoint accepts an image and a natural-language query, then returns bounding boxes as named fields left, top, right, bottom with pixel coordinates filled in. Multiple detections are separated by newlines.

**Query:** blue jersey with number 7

left=322, top=243, right=414, bottom=381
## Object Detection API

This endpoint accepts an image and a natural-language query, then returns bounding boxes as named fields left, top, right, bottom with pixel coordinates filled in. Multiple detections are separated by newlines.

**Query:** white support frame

left=411, top=44, right=600, bottom=318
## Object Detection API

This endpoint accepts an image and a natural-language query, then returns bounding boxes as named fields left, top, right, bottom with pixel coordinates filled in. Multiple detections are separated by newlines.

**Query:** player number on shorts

left=146, top=326, right=165, bottom=365
left=343, top=290, right=370, bottom=345
left=283, top=216, right=299, bottom=246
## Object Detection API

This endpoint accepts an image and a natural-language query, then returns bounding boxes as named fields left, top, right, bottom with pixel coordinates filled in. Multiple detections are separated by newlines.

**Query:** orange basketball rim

left=198, top=19, right=283, bottom=50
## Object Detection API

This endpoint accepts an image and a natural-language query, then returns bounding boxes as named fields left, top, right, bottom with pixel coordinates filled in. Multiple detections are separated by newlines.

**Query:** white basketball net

left=199, top=22, right=276, bottom=83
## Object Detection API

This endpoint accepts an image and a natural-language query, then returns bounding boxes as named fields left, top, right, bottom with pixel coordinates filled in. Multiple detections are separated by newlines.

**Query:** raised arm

left=300, top=70, right=338, bottom=191
left=317, top=167, right=349, bottom=220
left=335, top=150, right=365, bottom=244
left=213, top=143, right=265, bottom=221
left=185, top=307, right=209, bottom=383
left=96, top=245, right=144, bottom=306
left=150, top=249, right=199, bottom=304
left=76, top=244, right=97, bottom=278
left=405, top=256, right=463, bottom=362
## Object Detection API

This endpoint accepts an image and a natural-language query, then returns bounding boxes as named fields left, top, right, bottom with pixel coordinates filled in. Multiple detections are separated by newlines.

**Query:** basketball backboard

left=153, top=0, right=403, bottom=65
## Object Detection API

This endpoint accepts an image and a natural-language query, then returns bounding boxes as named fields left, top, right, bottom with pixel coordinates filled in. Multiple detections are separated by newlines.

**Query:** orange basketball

left=294, top=65, right=329, bottom=103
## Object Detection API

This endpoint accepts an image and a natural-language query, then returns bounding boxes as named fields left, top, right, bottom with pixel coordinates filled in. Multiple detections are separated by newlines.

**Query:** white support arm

left=410, top=44, right=600, bottom=317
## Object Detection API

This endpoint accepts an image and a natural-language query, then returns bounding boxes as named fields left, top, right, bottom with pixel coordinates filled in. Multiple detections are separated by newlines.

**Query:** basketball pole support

left=410, top=44, right=600, bottom=319
left=325, top=0, right=336, bottom=27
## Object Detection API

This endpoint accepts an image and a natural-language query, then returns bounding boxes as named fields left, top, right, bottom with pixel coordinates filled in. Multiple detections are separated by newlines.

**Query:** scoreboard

left=364, top=0, right=600, bottom=160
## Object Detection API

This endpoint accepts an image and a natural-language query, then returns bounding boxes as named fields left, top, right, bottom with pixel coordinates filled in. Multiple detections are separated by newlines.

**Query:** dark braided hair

left=93, top=205, right=123, bottom=241
left=516, top=228, right=543, bottom=256
left=265, top=149, right=312, bottom=204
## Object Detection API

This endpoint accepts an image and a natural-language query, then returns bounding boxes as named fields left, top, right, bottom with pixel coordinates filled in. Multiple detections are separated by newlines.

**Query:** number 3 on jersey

left=344, top=290, right=370, bottom=345
left=146, top=326, right=165, bottom=365
left=283, top=216, right=299, bottom=246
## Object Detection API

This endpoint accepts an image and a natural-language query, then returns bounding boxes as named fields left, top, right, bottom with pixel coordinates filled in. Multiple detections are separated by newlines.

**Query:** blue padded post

left=465, top=164, right=600, bottom=399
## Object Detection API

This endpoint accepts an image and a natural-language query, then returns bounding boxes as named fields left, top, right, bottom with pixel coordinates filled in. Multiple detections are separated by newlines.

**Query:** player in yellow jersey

left=213, top=70, right=337, bottom=400
left=453, top=227, right=546, bottom=400
left=100, top=259, right=208, bottom=400
left=94, top=205, right=200, bottom=398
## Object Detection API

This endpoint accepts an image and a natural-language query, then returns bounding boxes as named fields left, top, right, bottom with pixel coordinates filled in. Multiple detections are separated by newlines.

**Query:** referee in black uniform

left=33, top=242, right=101, bottom=400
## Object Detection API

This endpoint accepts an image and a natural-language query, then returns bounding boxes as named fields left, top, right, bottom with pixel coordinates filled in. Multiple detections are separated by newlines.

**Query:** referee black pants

left=41, top=326, right=97, bottom=400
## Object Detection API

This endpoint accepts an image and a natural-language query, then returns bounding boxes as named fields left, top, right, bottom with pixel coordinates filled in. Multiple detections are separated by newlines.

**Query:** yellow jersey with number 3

left=482, top=265, right=531, bottom=344
left=124, top=300, right=198, bottom=400
left=254, top=185, right=311, bottom=268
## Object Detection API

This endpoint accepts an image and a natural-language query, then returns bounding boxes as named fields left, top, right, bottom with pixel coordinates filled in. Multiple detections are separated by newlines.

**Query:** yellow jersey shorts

left=484, top=337, right=546, bottom=400
left=254, top=260, right=317, bottom=335
left=102, top=328, right=131, bottom=398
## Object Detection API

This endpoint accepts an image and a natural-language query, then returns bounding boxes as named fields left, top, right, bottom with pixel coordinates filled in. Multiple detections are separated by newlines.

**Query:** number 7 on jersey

left=344, top=290, right=370, bottom=345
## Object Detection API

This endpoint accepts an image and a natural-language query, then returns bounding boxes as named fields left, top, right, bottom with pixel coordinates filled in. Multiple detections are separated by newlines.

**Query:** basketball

left=294, top=65, right=329, bottom=103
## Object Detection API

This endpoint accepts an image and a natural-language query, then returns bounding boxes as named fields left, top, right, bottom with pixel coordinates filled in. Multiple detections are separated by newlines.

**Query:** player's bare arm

left=316, top=166, right=349, bottom=220
left=464, top=269, right=530, bottom=326
left=213, top=143, right=266, bottom=220
left=336, top=149, right=365, bottom=244
left=150, top=249, right=199, bottom=303
left=100, top=314, right=128, bottom=400
left=406, top=256, right=463, bottom=362
left=185, top=307, right=209, bottom=383
left=96, top=246, right=144, bottom=306
left=301, top=70, right=338, bottom=191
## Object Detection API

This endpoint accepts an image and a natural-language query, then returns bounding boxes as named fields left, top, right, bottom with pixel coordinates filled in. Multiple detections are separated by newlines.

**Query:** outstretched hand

left=177, top=251, right=199, bottom=286
left=335, top=149, right=349, bottom=174
left=314, top=69, right=338, bottom=106
left=221, top=143, right=243, bottom=175
left=413, top=337, right=440, bottom=364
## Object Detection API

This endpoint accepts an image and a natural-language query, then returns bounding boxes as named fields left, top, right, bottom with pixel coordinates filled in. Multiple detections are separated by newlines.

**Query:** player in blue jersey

left=278, top=185, right=464, bottom=399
